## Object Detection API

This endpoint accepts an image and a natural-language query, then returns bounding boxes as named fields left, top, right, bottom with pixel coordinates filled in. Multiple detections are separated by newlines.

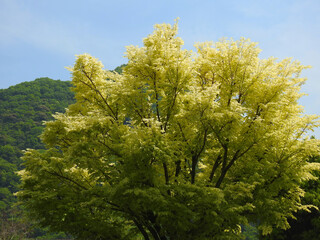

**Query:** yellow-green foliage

left=18, top=21, right=320, bottom=240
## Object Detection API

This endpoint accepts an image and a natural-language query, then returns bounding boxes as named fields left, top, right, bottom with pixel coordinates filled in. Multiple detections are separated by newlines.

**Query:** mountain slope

left=0, top=77, right=75, bottom=210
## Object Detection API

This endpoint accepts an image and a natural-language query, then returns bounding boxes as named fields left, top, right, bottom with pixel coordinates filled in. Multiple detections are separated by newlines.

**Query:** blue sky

left=1, top=0, right=320, bottom=135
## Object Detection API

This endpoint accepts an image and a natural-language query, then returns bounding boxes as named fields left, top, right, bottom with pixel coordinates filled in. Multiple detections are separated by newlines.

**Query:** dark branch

left=209, top=155, right=222, bottom=183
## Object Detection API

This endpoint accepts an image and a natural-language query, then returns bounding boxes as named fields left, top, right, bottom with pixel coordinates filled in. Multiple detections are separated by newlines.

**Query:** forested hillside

left=0, top=77, right=75, bottom=239
left=0, top=78, right=75, bottom=151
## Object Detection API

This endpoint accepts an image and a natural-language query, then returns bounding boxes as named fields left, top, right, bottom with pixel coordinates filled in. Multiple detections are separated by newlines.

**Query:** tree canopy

left=18, top=21, right=320, bottom=240
left=261, top=155, right=320, bottom=240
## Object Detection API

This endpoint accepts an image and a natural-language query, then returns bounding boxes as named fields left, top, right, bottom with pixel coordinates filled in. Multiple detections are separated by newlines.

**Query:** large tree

left=18, top=21, right=320, bottom=239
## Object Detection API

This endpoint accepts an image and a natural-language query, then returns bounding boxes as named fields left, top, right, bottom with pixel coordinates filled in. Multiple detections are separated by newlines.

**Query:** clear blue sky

left=1, top=0, right=320, bottom=135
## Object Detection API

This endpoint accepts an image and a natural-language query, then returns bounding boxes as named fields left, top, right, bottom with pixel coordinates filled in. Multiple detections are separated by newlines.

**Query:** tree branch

left=209, top=155, right=222, bottom=183
left=44, top=170, right=88, bottom=191
left=163, top=162, right=169, bottom=185
left=80, top=70, right=118, bottom=120
left=191, top=128, right=208, bottom=184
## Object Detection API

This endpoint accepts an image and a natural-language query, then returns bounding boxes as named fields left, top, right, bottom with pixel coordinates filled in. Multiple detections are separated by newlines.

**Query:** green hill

left=0, top=78, right=75, bottom=153
left=0, top=77, right=75, bottom=206
left=0, top=77, right=75, bottom=239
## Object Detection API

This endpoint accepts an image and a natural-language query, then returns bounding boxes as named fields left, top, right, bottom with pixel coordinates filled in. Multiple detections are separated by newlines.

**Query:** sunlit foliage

left=18, top=21, right=320, bottom=240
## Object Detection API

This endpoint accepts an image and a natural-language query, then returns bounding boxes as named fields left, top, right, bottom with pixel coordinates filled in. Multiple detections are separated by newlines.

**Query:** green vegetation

left=260, top=155, right=320, bottom=240
left=17, top=22, right=320, bottom=239
left=0, top=22, right=319, bottom=239
left=0, top=78, right=75, bottom=151
left=0, top=77, right=75, bottom=238
left=0, top=67, right=127, bottom=238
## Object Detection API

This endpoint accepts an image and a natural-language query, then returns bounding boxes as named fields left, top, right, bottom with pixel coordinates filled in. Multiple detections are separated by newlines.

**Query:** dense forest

left=0, top=70, right=320, bottom=239
left=0, top=77, right=75, bottom=239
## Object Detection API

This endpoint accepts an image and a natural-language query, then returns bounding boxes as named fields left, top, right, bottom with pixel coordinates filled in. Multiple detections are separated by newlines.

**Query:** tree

left=0, top=157, right=19, bottom=210
left=260, top=155, right=320, bottom=240
left=17, top=21, right=320, bottom=239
